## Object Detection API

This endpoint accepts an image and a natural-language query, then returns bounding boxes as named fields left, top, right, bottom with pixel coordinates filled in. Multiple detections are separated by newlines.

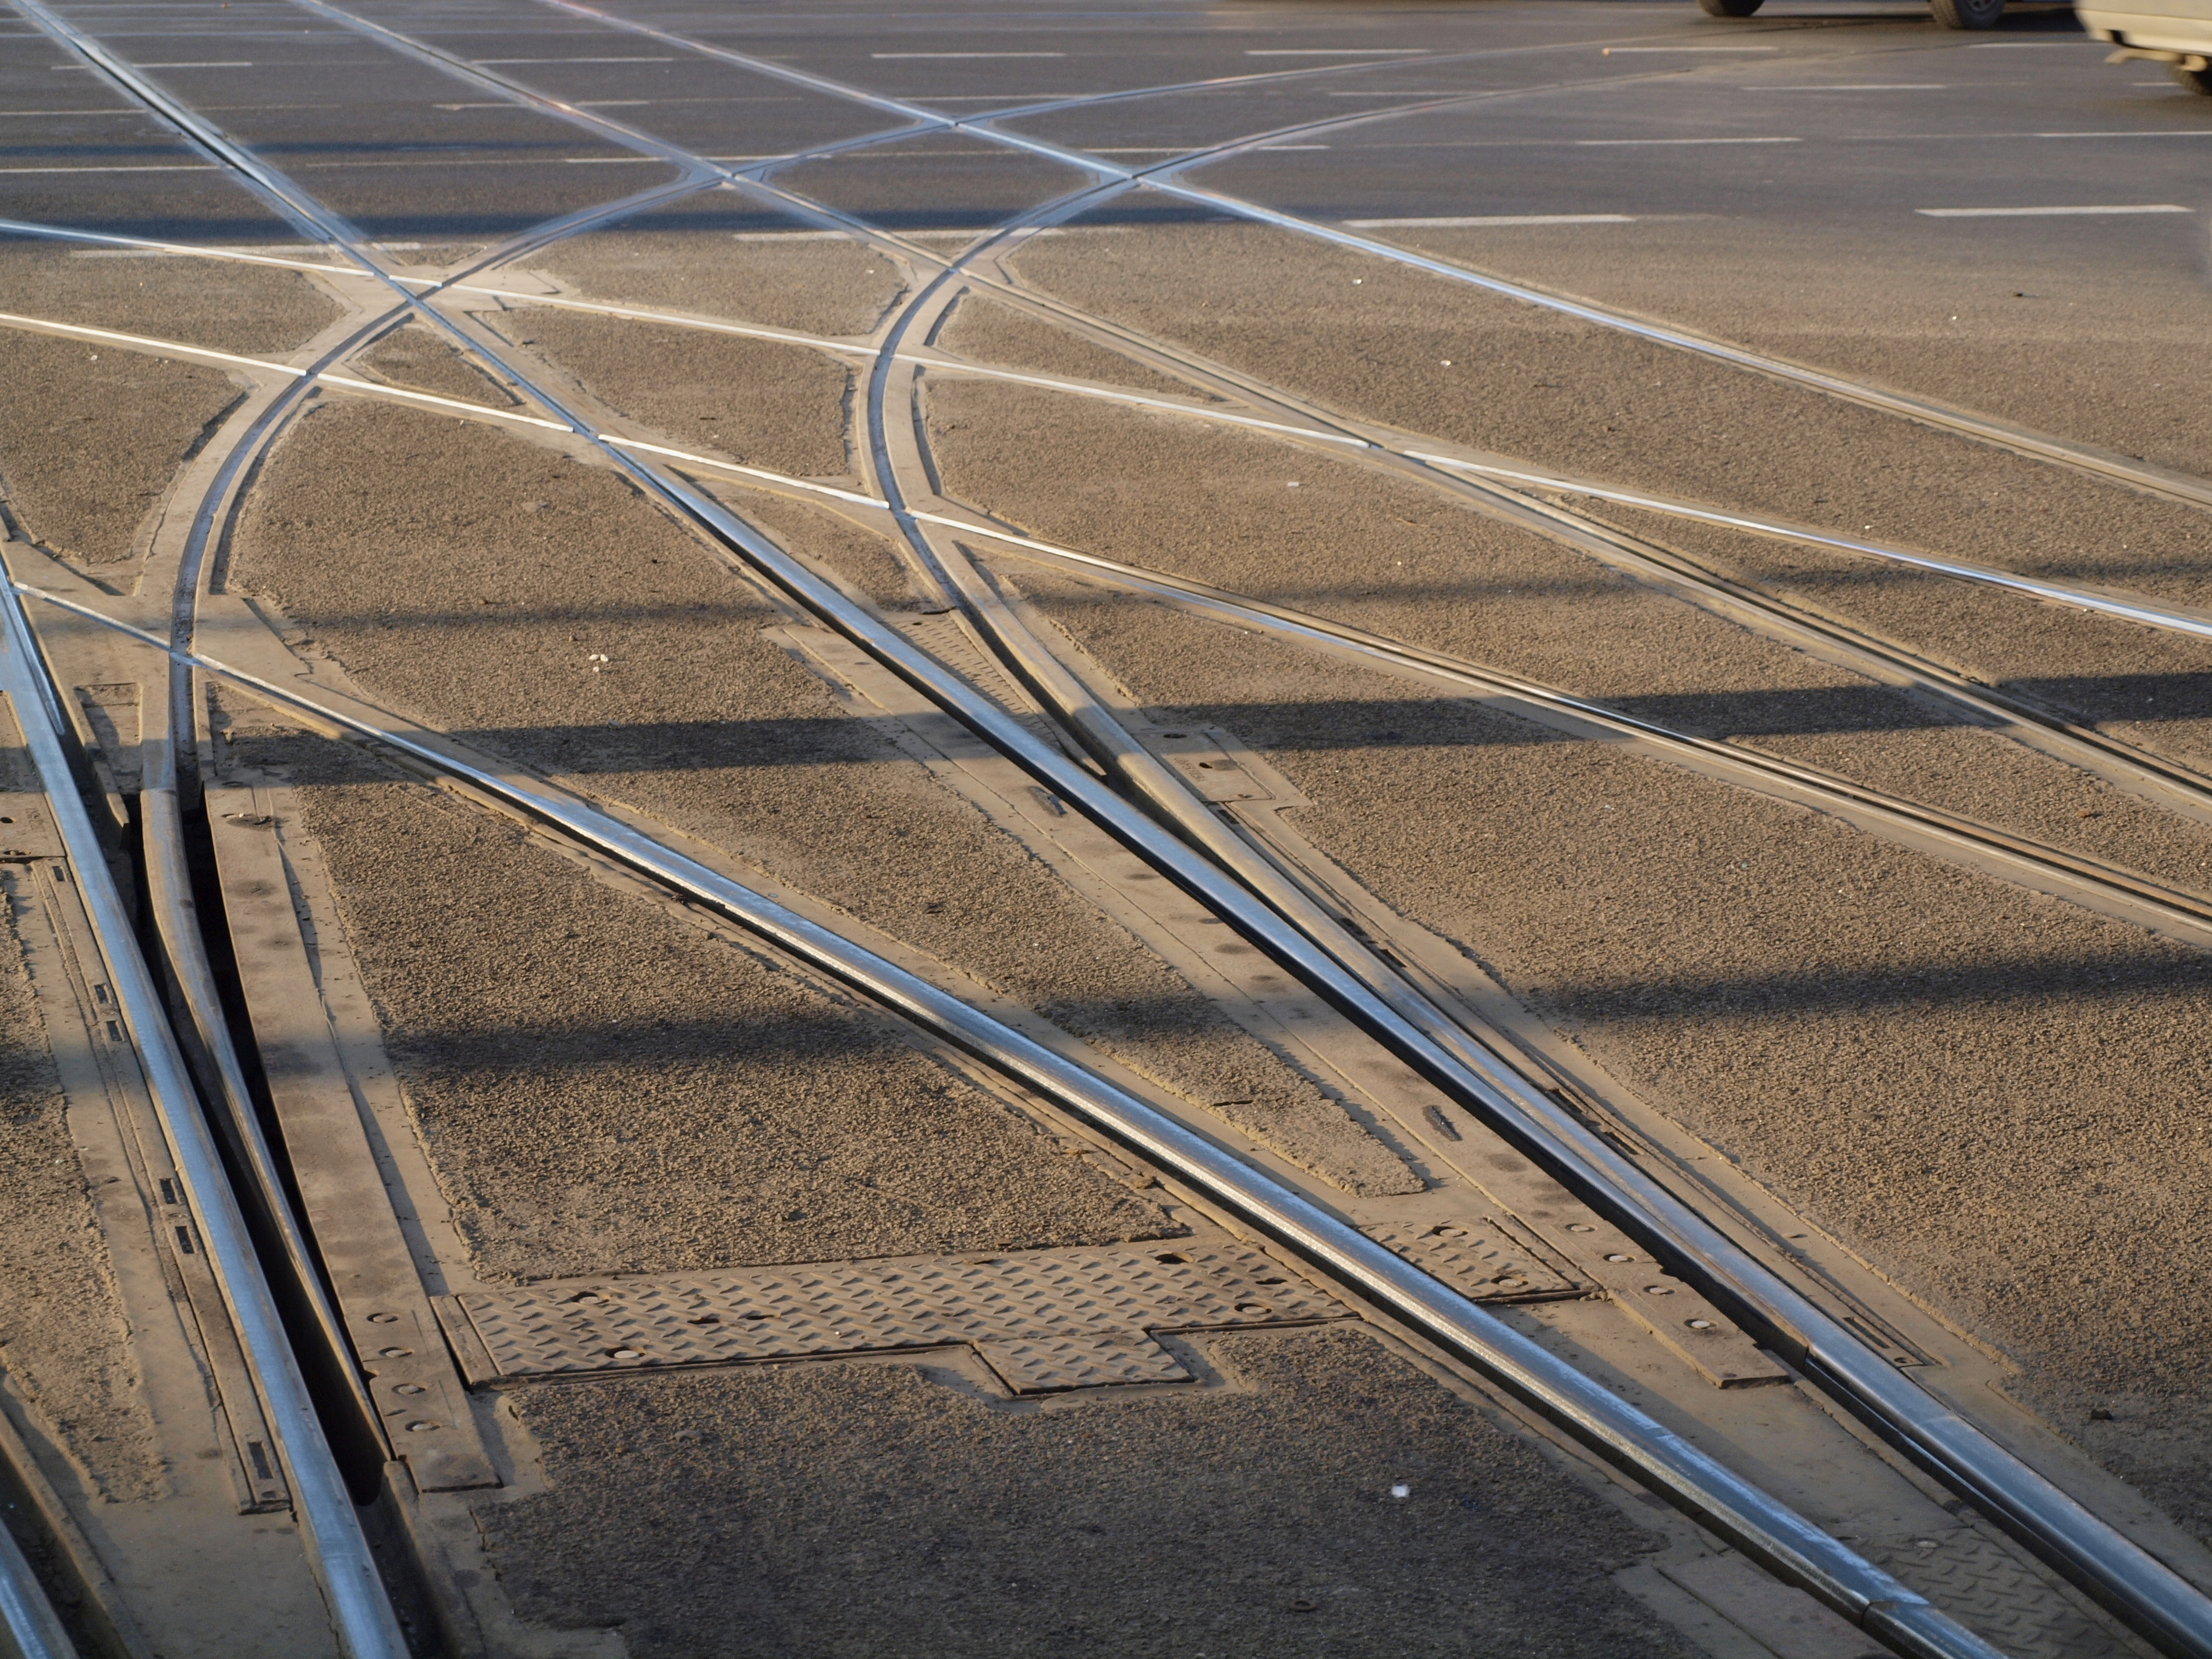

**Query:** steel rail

left=371, top=2, right=2212, bottom=812
left=1414, top=455, right=2212, bottom=643
left=523, top=0, right=2212, bottom=515
left=0, top=575, right=407, bottom=1659
left=0, top=577, right=2004, bottom=1659
left=0, top=1510, right=75, bottom=1659
left=928, top=509, right=2212, bottom=937
left=27, top=14, right=2206, bottom=1650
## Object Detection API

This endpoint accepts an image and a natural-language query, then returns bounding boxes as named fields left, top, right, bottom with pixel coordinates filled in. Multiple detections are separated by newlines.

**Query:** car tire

left=1928, top=0, right=2004, bottom=27
left=2172, top=62, right=2212, bottom=93
left=1697, top=0, right=1765, bottom=16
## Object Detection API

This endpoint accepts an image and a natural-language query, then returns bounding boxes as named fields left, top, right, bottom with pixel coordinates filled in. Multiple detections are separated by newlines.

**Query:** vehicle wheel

left=2172, top=61, right=2212, bottom=93
left=1697, top=0, right=1765, bottom=16
left=1928, top=0, right=2004, bottom=27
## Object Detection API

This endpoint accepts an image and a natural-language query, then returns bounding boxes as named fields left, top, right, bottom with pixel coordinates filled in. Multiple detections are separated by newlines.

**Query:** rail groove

left=20, top=4, right=2212, bottom=1653
left=5, top=576, right=2006, bottom=1659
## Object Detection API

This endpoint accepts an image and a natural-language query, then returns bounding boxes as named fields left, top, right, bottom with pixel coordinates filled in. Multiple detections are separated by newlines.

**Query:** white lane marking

left=0, top=217, right=353, bottom=272
left=558, top=155, right=665, bottom=163
left=1917, top=203, right=2192, bottom=215
left=0, top=163, right=218, bottom=173
left=870, top=52, right=1067, bottom=59
left=1575, top=136, right=1799, bottom=145
left=1601, top=45, right=1779, bottom=52
left=1254, top=143, right=1328, bottom=150
left=2034, top=129, right=2212, bottom=137
left=601, top=435, right=884, bottom=502
left=1746, top=83, right=1949, bottom=90
left=0, top=106, right=143, bottom=115
left=0, top=310, right=306, bottom=374
left=1969, top=39, right=2087, bottom=45
left=135, top=61, right=253, bottom=68
left=1245, top=48, right=1429, bottom=56
left=474, top=55, right=674, bottom=63
left=318, top=374, right=572, bottom=429
left=1343, top=214, right=1632, bottom=227
left=0, top=308, right=572, bottom=429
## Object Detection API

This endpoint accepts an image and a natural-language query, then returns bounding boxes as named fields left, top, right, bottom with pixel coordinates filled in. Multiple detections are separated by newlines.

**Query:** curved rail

left=0, top=575, right=406, bottom=1659
left=927, top=508, right=2212, bottom=939
left=530, top=0, right=2212, bottom=516
left=1, top=577, right=2004, bottom=1659
left=26, top=7, right=2211, bottom=1651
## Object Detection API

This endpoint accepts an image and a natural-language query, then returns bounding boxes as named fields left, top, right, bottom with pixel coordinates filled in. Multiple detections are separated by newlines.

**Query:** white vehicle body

left=2077, top=0, right=2212, bottom=61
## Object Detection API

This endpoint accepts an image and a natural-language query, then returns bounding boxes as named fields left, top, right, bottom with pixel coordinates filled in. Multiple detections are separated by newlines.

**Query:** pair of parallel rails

left=1, top=4, right=2207, bottom=1656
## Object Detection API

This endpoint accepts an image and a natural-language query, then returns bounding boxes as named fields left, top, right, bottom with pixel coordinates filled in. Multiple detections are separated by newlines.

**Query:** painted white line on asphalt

left=0, top=217, right=351, bottom=271
left=0, top=163, right=217, bottom=173
left=1748, top=83, right=1949, bottom=90
left=0, top=107, right=136, bottom=115
left=601, top=435, right=885, bottom=502
left=136, top=61, right=253, bottom=68
left=1254, top=143, right=1329, bottom=150
left=1602, top=45, right=1779, bottom=52
left=2034, top=128, right=2212, bottom=137
left=474, top=55, right=673, bottom=62
left=319, top=375, right=573, bottom=429
left=1575, top=136, right=1799, bottom=145
left=871, top=52, right=1067, bottom=58
left=1969, top=40, right=2088, bottom=45
left=1245, top=48, right=1429, bottom=55
left=1343, top=213, right=1633, bottom=226
left=0, top=308, right=577, bottom=428
left=1917, top=203, right=2192, bottom=215
left=0, top=310, right=304, bottom=373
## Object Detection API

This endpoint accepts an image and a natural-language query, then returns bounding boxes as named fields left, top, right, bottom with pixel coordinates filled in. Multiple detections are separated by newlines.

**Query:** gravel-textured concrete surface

left=0, top=244, right=343, bottom=357
left=530, top=192, right=906, bottom=339
left=0, top=866, right=158, bottom=1498
left=354, top=322, right=519, bottom=409
left=481, top=304, right=853, bottom=479
left=482, top=1327, right=1684, bottom=1658
left=935, top=289, right=1219, bottom=402
left=0, top=332, right=241, bottom=565
left=1004, top=222, right=2212, bottom=609
left=212, top=709, right=1169, bottom=1281
left=1593, top=502, right=2212, bottom=799
left=924, top=380, right=2212, bottom=898
left=999, top=563, right=2212, bottom=1546
left=229, top=402, right=1415, bottom=1196
left=1393, top=219, right=2212, bottom=483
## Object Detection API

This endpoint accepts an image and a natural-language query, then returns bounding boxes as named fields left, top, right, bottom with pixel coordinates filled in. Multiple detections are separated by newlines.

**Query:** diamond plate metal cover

left=1876, top=1529, right=2136, bottom=1659
left=438, top=1241, right=1348, bottom=1394
left=1359, top=1220, right=1582, bottom=1301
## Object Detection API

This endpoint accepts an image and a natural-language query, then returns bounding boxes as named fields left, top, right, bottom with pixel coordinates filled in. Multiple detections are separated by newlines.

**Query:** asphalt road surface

left=1, top=2, right=2209, bottom=1657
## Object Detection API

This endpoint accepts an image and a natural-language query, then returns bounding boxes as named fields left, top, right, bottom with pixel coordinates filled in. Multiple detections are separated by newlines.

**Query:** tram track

left=533, top=0, right=2212, bottom=517
left=268, top=0, right=2212, bottom=831
left=9, top=5, right=2212, bottom=1655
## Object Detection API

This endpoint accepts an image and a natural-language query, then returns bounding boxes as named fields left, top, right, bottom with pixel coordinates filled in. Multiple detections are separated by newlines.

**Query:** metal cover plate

left=437, top=1241, right=1349, bottom=1394
left=1359, top=1220, right=1582, bottom=1302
